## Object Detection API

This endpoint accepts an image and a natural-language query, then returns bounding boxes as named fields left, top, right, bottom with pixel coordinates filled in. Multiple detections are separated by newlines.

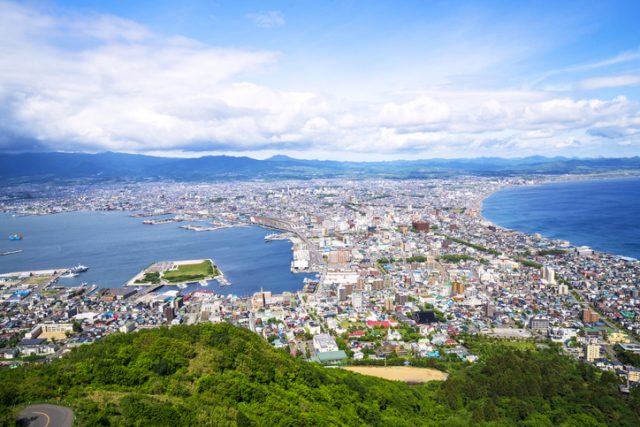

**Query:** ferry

left=199, top=280, right=209, bottom=287
left=218, top=276, right=231, bottom=287
left=177, top=283, right=188, bottom=289
left=8, top=234, right=22, bottom=241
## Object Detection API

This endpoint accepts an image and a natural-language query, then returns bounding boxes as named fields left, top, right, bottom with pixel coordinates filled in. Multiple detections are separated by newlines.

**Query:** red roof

left=367, top=320, right=391, bottom=328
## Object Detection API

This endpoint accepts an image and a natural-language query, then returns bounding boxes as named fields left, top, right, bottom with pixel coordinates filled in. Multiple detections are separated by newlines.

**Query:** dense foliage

left=1, top=323, right=639, bottom=426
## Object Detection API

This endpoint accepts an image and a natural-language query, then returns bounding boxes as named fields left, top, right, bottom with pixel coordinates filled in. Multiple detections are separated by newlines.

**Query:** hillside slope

left=1, top=323, right=639, bottom=426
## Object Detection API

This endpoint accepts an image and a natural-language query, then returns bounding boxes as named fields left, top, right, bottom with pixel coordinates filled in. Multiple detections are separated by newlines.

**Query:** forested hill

left=1, top=323, right=639, bottom=426
left=2, top=152, right=640, bottom=182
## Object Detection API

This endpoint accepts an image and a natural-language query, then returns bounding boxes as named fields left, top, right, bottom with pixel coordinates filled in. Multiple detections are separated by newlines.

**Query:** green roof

left=310, top=350, right=348, bottom=364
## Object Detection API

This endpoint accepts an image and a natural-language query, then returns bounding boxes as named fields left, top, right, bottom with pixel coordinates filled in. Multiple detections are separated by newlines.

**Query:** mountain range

left=2, top=151, right=640, bottom=182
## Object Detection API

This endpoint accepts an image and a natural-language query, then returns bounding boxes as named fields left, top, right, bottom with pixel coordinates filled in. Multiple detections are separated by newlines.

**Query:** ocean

left=0, top=211, right=313, bottom=294
left=482, top=177, right=640, bottom=259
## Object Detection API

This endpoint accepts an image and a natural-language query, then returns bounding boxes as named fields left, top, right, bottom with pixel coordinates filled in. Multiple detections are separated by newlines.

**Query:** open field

left=343, top=366, right=448, bottom=383
left=163, top=260, right=219, bottom=283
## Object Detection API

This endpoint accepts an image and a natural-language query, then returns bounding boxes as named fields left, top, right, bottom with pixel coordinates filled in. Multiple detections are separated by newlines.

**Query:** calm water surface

left=483, top=178, right=640, bottom=259
left=0, top=211, right=312, bottom=294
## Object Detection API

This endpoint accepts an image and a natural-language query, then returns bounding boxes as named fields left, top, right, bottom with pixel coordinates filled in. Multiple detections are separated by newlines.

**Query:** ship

left=70, top=264, right=89, bottom=273
left=0, top=249, right=23, bottom=256
left=218, top=276, right=231, bottom=286
left=60, top=272, right=79, bottom=279
left=8, top=233, right=22, bottom=241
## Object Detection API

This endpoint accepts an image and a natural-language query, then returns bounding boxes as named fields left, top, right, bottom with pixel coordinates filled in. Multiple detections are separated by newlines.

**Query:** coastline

left=478, top=175, right=640, bottom=261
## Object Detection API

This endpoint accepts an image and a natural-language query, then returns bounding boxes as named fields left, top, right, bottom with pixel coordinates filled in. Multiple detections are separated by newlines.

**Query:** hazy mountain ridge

left=2, top=152, right=640, bottom=182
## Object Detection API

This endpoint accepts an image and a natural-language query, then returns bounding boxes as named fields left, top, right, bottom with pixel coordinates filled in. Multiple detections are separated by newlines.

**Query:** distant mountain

left=1, top=151, right=640, bottom=183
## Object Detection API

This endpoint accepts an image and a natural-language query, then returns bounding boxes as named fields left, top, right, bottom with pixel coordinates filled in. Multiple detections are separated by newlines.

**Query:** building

left=412, top=221, right=430, bottom=232
left=451, top=281, right=465, bottom=297
left=309, top=350, right=348, bottom=366
left=352, top=292, right=363, bottom=309
left=582, top=308, right=600, bottom=324
left=394, top=293, right=408, bottom=305
left=529, top=315, right=549, bottom=331
left=542, top=266, right=556, bottom=284
left=163, top=305, right=175, bottom=322
left=557, top=283, right=569, bottom=295
left=384, top=298, right=394, bottom=311
left=585, top=341, right=600, bottom=362
left=328, top=250, right=351, bottom=265
left=312, top=334, right=339, bottom=353
left=485, top=303, right=495, bottom=318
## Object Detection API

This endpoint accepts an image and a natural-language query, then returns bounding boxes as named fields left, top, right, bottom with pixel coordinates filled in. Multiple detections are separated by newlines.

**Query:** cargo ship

left=8, top=234, right=22, bottom=241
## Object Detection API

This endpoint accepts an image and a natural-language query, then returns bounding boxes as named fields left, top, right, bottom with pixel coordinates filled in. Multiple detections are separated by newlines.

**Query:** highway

left=18, top=404, right=73, bottom=427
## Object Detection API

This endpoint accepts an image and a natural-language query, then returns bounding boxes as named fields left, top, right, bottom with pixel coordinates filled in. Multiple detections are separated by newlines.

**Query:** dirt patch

left=343, top=366, right=448, bottom=383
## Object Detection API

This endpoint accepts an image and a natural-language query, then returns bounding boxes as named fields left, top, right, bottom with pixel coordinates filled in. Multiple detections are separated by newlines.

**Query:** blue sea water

left=0, top=211, right=313, bottom=294
left=482, top=177, right=640, bottom=259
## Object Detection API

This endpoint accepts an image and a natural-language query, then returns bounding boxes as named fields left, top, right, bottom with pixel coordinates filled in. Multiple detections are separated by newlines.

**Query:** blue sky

left=1, top=0, right=640, bottom=159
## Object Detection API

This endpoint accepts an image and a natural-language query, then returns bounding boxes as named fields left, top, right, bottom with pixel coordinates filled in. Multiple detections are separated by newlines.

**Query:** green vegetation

left=439, top=254, right=475, bottom=263
left=519, top=258, right=543, bottom=269
left=441, top=235, right=501, bottom=255
left=406, top=255, right=428, bottom=263
left=135, top=272, right=161, bottom=284
left=615, top=346, right=640, bottom=367
left=1, top=324, right=639, bottom=426
left=163, top=260, right=219, bottom=283
left=538, top=249, right=566, bottom=256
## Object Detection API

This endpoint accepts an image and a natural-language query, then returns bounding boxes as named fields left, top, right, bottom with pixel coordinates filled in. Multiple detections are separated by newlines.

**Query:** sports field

left=343, top=366, right=448, bottom=383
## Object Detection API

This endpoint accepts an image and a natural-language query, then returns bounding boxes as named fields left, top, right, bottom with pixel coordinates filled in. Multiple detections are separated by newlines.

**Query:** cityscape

left=2, top=176, right=640, bottom=421
left=2, top=0, right=640, bottom=425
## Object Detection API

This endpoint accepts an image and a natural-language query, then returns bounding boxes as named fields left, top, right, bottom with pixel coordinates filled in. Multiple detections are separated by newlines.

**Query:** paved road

left=18, top=404, right=73, bottom=427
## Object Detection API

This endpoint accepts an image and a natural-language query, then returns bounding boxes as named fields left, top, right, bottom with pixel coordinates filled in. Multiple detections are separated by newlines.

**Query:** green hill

left=1, top=323, right=639, bottom=426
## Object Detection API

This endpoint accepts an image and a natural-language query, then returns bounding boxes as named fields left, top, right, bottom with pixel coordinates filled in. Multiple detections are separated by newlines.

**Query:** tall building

left=384, top=298, right=394, bottom=312
left=557, top=283, right=569, bottom=295
left=585, top=341, right=600, bottom=362
left=485, top=303, right=495, bottom=318
left=582, top=308, right=600, bottom=324
left=352, top=292, right=363, bottom=309
left=542, top=266, right=556, bottom=284
left=394, top=293, right=408, bottom=305
left=451, top=281, right=465, bottom=296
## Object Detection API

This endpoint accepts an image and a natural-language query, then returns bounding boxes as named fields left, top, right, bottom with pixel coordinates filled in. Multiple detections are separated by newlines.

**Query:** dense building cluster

left=2, top=177, right=640, bottom=390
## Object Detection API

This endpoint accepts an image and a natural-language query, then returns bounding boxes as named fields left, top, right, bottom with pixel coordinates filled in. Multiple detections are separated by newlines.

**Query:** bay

left=0, top=211, right=313, bottom=294
left=482, top=177, right=640, bottom=259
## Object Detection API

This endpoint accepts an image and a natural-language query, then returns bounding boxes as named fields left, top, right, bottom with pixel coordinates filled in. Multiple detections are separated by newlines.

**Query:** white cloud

left=1, top=1, right=640, bottom=158
left=580, top=74, right=640, bottom=90
left=246, top=11, right=285, bottom=28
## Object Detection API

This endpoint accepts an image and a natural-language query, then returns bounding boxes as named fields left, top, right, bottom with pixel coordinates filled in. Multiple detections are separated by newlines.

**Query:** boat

left=218, top=276, right=231, bottom=287
left=0, top=249, right=23, bottom=256
left=8, top=234, right=22, bottom=241
left=70, top=264, right=89, bottom=273
left=199, top=280, right=209, bottom=287
left=60, top=272, right=79, bottom=279
left=177, top=283, right=188, bottom=289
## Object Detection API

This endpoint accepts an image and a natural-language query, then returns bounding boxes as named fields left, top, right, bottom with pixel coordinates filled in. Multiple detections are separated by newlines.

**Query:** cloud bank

left=0, top=1, right=639, bottom=159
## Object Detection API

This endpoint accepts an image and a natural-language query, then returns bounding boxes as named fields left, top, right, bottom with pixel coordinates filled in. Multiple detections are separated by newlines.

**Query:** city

left=2, top=177, right=640, bottom=394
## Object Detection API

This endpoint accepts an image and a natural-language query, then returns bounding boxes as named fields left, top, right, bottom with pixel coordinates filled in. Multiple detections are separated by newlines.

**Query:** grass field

left=163, top=260, right=219, bottom=283
left=343, top=366, right=448, bottom=383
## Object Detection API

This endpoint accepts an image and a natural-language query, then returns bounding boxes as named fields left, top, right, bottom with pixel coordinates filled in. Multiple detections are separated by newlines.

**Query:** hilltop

left=2, top=152, right=640, bottom=183
left=1, top=323, right=639, bottom=426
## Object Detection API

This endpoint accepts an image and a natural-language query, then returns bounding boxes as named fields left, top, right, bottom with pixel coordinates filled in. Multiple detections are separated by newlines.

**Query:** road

left=18, top=404, right=73, bottom=427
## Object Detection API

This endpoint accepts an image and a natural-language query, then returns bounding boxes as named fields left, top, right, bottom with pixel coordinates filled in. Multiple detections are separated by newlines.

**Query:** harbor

left=0, top=211, right=315, bottom=293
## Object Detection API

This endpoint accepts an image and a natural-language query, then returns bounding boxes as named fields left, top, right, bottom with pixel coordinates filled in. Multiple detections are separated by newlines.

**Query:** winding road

left=18, top=404, right=73, bottom=427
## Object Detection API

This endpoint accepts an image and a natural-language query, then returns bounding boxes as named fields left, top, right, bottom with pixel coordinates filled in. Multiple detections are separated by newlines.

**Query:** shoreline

left=478, top=175, right=640, bottom=261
